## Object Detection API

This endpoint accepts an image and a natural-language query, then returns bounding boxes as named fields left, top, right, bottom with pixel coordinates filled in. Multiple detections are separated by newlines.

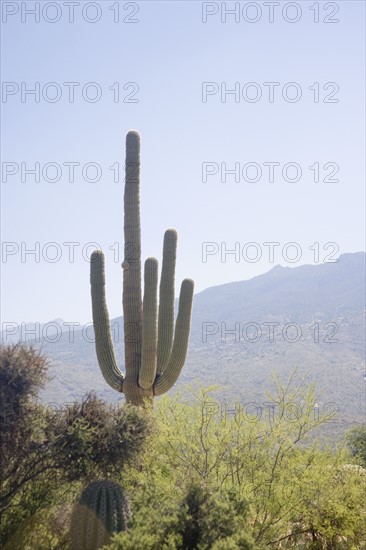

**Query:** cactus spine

left=70, top=480, right=129, bottom=550
left=90, top=131, right=194, bottom=406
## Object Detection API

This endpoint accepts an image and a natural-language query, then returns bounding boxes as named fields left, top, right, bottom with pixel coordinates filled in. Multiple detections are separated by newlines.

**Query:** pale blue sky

left=1, top=0, right=365, bottom=325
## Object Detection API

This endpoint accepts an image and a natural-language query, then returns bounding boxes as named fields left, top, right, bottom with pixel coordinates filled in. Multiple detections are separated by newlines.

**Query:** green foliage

left=2, top=345, right=365, bottom=549
left=0, top=343, right=48, bottom=407
left=49, top=392, right=152, bottom=481
left=345, top=424, right=366, bottom=467
left=111, top=374, right=366, bottom=549
left=70, top=480, right=130, bottom=549
left=0, top=343, right=49, bottom=466
left=176, top=484, right=254, bottom=550
left=0, top=344, right=53, bottom=544
left=0, top=344, right=151, bottom=549
left=109, top=483, right=254, bottom=550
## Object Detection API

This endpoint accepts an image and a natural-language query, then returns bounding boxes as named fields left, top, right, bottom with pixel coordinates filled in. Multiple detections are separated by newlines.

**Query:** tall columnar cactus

left=70, top=480, right=129, bottom=550
left=90, top=131, right=194, bottom=406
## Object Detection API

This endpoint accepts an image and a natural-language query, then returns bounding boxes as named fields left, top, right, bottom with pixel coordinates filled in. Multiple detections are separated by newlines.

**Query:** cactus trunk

left=90, top=131, right=194, bottom=406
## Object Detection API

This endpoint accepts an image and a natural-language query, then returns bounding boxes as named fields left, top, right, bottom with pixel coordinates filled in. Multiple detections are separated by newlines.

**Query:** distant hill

left=192, top=251, right=365, bottom=323
left=2, top=252, right=365, bottom=436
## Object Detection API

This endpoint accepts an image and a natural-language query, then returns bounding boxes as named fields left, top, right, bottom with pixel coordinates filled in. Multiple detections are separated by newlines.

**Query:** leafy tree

left=345, top=424, right=366, bottom=467
left=109, top=483, right=254, bottom=550
left=0, top=344, right=151, bottom=548
left=2, top=346, right=365, bottom=549
left=0, top=344, right=51, bottom=516
left=113, top=374, right=366, bottom=548
left=48, top=392, right=152, bottom=481
left=176, top=484, right=254, bottom=550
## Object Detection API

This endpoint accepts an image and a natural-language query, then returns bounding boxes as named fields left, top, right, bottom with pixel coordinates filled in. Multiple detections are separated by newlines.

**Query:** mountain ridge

left=1, top=252, right=365, bottom=437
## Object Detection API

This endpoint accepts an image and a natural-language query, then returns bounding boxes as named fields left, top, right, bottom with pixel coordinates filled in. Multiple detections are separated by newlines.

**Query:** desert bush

left=0, top=344, right=151, bottom=548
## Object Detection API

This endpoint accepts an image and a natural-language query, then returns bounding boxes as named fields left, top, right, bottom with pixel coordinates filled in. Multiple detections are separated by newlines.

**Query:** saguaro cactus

left=90, top=131, right=194, bottom=406
left=70, top=480, right=129, bottom=549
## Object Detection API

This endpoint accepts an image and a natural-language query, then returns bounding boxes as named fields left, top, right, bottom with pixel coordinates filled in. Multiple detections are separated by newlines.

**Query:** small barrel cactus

left=70, top=479, right=130, bottom=549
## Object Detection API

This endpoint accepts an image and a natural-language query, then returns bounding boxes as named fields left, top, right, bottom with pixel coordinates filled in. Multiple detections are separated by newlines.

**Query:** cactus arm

left=153, top=278, right=194, bottom=395
left=139, top=257, right=158, bottom=389
left=156, top=229, right=177, bottom=373
left=90, top=251, right=124, bottom=392
left=123, top=130, right=142, bottom=379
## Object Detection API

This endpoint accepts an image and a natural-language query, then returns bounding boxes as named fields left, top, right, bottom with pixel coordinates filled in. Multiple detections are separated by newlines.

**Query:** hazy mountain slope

left=2, top=252, right=365, bottom=434
left=191, top=252, right=365, bottom=325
